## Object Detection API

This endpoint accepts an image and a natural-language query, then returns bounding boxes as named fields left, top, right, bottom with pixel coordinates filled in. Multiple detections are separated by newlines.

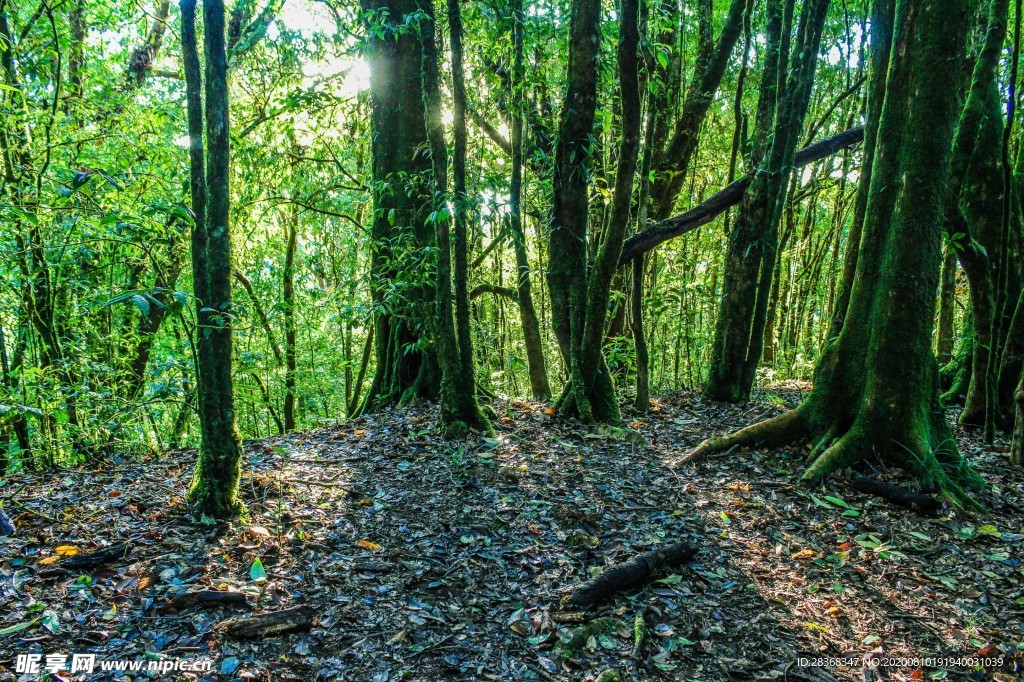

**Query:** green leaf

left=131, top=294, right=150, bottom=316
left=40, top=610, right=59, bottom=633
left=809, top=494, right=833, bottom=509
left=250, top=557, right=267, bottom=584
left=0, top=618, right=38, bottom=635
left=823, top=495, right=851, bottom=509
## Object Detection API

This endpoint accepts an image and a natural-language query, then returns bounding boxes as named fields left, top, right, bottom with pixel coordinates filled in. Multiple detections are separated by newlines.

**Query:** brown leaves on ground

left=0, top=391, right=1022, bottom=681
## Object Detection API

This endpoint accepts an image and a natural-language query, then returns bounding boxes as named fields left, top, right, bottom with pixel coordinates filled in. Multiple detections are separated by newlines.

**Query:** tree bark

left=936, top=247, right=957, bottom=365
left=685, top=0, right=984, bottom=508
left=182, top=0, right=244, bottom=519
left=510, top=0, right=551, bottom=400
left=421, top=0, right=489, bottom=431
left=358, top=0, right=440, bottom=413
left=706, top=0, right=831, bottom=402
left=547, top=0, right=606, bottom=420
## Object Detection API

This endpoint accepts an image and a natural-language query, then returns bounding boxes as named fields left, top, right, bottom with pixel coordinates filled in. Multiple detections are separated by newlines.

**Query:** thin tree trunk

left=283, top=208, right=297, bottom=432
left=510, top=0, right=550, bottom=400
left=183, top=0, right=243, bottom=519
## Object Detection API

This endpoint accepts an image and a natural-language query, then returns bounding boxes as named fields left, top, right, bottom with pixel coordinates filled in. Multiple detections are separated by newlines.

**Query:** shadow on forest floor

left=1, top=389, right=1022, bottom=681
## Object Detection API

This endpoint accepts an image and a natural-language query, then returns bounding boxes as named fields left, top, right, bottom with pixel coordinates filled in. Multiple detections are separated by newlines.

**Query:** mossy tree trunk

left=829, top=0, right=893, bottom=338
left=182, top=0, right=244, bottom=519
left=706, top=0, right=831, bottom=402
left=687, top=0, right=984, bottom=508
left=936, top=247, right=957, bottom=366
left=358, top=0, right=440, bottom=413
left=509, top=0, right=551, bottom=401
left=418, top=0, right=489, bottom=432
left=940, top=0, right=1008, bottom=432
left=547, top=0, right=606, bottom=420
left=549, top=0, right=640, bottom=423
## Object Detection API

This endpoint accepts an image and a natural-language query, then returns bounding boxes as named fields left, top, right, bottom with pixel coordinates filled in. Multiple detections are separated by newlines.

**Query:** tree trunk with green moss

left=358, top=0, right=440, bottom=413
left=706, top=0, right=830, bottom=402
left=418, top=0, right=489, bottom=432
left=510, top=0, right=551, bottom=401
left=182, top=0, right=244, bottom=519
left=945, top=0, right=1009, bottom=429
left=1012, top=360, right=1023, bottom=465
left=686, top=0, right=984, bottom=507
left=549, top=0, right=640, bottom=422
left=547, top=0, right=609, bottom=421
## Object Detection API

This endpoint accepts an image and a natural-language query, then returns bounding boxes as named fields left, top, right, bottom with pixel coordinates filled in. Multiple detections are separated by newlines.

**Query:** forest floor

left=1, top=389, right=1023, bottom=682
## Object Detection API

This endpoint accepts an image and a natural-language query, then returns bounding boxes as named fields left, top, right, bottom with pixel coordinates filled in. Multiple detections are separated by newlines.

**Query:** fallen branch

left=62, top=543, right=131, bottom=570
left=165, top=590, right=248, bottom=612
left=851, top=476, right=941, bottom=516
left=222, top=605, right=315, bottom=638
left=618, top=126, right=865, bottom=265
left=568, top=541, right=697, bottom=608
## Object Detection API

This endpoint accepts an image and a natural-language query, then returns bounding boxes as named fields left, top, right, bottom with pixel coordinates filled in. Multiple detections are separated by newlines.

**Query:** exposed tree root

left=677, top=407, right=808, bottom=466
left=678, top=400, right=985, bottom=510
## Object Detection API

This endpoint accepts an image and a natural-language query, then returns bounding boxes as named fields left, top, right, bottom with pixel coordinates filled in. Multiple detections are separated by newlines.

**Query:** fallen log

left=851, top=476, right=941, bottom=516
left=618, top=126, right=865, bottom=265
left=221, top=605, right=315, bottom=638
left=165, top=590, right=248, bottom=612
left=62, top=543, right=131, bottom=570
left=568, top=542, right=697, bottom=608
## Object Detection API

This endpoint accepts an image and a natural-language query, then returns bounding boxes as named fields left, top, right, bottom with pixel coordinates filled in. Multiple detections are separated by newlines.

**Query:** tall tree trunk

left=830, top=0, right=893, bottom=337
left=1012, top=354, right=1024, bottom=465
left=510, top=0, right=551, bottom=400
left=182, top=0, right=244, bottom=519
left=708, top=0, right=833, bottom=401
left=358, top=0, right=440, bottom=413
left=421, top=0, right=489, bottom=431
left=548, top=0, right=605, bottom=419
left=550, top=0, right=640, bottom=422
left=942, top=0, right=1009, bottom=431
left=687, top=0, right=983, bottom=507
left=448, top=0, right=475, bottom=389
left=283, top=208, right=297, bottom=432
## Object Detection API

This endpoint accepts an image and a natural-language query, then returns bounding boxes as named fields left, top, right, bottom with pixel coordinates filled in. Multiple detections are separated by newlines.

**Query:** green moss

left=557, top=617, right=623, bottom=658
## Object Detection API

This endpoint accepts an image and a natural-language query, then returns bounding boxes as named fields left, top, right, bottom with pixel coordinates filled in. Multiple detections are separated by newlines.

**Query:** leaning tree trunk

left=182, top=0, right=244, bottom=519
left=357, top=0, right=440, bottom=413
left=685, top=0, right=984, bottom=508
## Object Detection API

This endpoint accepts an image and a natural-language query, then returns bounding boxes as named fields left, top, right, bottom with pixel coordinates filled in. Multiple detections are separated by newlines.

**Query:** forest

left=0, top=0, right=1023, bottom=679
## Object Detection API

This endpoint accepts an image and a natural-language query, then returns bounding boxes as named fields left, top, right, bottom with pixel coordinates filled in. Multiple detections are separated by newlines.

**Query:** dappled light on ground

left=1, top=394, right=1021, bottom=680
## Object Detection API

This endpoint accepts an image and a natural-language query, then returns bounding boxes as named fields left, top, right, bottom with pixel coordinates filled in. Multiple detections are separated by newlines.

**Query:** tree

left=548, top=0, right=641, bottom=422
left=684, top=0, right=984, bottom=506
left=182, top=0, right=244, bottom=518
left=705, top=0, right=831, bottom=402
left=420, top=0, right=490, bottom=431
left=358, top=0, right=440, bottom=412
left=509, top=0, right=551, bottom=401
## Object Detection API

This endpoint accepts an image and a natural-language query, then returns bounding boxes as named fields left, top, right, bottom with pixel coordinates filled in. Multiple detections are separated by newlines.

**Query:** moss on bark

left=685, top=0, right=985, bottom=508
